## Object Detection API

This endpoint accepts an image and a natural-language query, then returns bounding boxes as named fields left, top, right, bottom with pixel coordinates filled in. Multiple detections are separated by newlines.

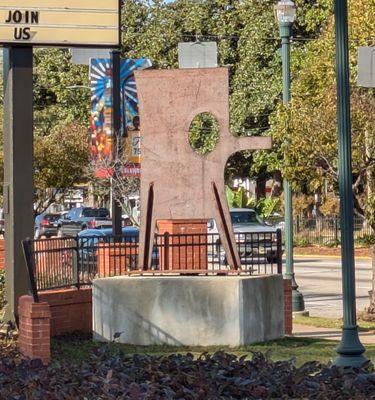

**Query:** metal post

left=163, top=232, right=170, bottom=271
left=333, top=0, right=367, bottom=367
left=111, top=49, right=122, bottom=236
left=276, top=229, right=283, bottom=274
left=3, top=47, right=34, bottom=321
left=279, top=23, right=305, bottom=313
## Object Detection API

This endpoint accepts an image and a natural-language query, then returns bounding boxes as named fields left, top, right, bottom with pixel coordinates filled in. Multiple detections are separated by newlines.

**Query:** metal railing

left=22, top=230, right=283, bottom=298
left=293, top=216, right=373, bottom=246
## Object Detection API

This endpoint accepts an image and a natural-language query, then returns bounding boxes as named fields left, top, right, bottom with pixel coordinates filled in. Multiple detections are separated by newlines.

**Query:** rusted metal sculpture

left=135, top=68, right=271, bottom=269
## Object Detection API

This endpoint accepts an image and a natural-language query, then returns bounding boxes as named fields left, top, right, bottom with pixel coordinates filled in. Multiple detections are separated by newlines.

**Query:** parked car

left=207, top=208, right=280, bottom=264
left=77, top=227, right=159, bottom=271
left=57, top=207, right=112, bottom=238
left=34, top=212, right=61, bottom=239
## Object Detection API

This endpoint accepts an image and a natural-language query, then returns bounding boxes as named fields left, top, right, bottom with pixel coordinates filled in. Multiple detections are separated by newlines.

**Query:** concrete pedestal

left=93, top=275, right=284, bottom=346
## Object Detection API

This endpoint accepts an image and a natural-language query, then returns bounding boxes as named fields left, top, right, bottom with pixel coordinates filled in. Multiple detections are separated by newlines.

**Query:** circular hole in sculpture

left=188, top=112, right=220, bottom=155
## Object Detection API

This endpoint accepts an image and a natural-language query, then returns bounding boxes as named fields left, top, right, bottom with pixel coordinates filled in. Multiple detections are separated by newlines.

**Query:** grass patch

left=294, top=315, right=375, bottom=332
left=51, top=334, right=375, bottom=367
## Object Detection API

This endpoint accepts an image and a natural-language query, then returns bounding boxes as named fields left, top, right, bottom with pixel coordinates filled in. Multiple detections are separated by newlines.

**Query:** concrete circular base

left=293, top=310, right=310, bottom=317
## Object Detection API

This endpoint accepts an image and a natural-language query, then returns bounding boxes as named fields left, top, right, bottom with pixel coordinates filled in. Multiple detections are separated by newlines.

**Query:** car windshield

left=82, top=208, right=109, bottom=218
left=45, top=214, right=60, bottom=222
left=230, top=211, right=263, bottom=225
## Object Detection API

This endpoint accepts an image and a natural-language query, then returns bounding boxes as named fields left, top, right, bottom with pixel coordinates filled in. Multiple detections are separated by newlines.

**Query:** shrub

left=295, top=237, right=310, bottom=247
left=0, top=346, right=374, bottom=399
left=356, top=235, right=375, bottom=247
left=324, top=239, right=340, bottom=248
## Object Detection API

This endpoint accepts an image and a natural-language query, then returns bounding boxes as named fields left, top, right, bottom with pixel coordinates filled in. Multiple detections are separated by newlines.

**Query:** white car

left=207, top=208, right=280, bottom=264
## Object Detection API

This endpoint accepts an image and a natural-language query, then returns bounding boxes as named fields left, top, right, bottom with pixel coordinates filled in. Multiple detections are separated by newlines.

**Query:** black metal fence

left=293, top=216, right=373, bottom=246
left=22, top=230, right=283, bottom=297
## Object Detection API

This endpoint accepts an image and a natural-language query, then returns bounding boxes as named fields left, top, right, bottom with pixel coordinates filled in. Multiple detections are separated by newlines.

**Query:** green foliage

left=226, top=186, right=256, bottom=209
left=320, top=196, right=340, bottom=217
left=293, top=195, right=315, bottom=218
left=324, top=239, right=340, bottom=248
left=34, top=123, right=90, bottom=210
left=267, top=0, right=375, bottom=225
left=225, top=186, right=282, bottom=219
left=188, top=113, right=220, bottom=155
left=33, top=49, right=90, bottom=134
left=256, top=197, right=281, bottom=219
left=121, top=0, right=332, bottom=181
left=0, top=0, right=361, bottom=210
left=356, top=234, right=375, bottom=247
left=294, top=237, right=310, bottom=247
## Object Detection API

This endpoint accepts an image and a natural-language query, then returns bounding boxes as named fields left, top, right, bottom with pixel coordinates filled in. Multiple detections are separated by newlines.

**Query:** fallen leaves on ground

left=0, top=341, right=374, bottom=399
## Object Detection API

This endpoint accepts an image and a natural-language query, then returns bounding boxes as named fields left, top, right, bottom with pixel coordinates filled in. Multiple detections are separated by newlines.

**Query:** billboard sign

left=0, top=1, right=120, bottom=47
left=178, top=41, right=218, bottom=69
left=358, top=46, right=375, bottom=88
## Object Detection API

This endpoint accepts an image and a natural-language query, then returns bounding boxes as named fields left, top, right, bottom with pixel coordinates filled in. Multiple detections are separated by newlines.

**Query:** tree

left=120, top=0, right=332, bottom=185
left=87, top=139, right=140, bottom=226
left=34, top=123, right=90, bottom=212
left=265, top=0, right=375, bottom=314
left=33, top=48, right=90, bottom=135
left=268, top=0, right=375, bottom=222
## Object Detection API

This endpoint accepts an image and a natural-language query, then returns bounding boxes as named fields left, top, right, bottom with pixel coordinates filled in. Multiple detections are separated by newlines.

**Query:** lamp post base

left=334, top=325, right=368, bottom=368
left=286, top=273, right=306, bottom=313
left=292, top=287, right=306, bottom=313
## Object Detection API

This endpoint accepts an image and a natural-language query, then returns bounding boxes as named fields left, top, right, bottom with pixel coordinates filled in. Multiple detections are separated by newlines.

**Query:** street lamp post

left=275, top=0, right=305, bottom=313
left=333, top=0, right=367, bottom=367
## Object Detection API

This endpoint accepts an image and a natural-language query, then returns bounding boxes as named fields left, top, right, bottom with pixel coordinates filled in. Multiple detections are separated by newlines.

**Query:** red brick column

left=157, top=220, right=208, bottom=271
left=97, top=243, right=138, bottom=277
left=283, top=279, right=292, bottom=335
left=18, top=295, right=51, bottom=365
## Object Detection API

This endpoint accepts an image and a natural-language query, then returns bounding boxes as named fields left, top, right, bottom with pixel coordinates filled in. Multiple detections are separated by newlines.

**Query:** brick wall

left=18, top=288, right=92, bottom=364
left=283, top=279, right=292, bottom=335
left=97, top=243, right=138, bottom=277
left=18, top=295, right=51, bottom=365
left=0, top=238, right=4, bottom=270
left=38, top=288, right=92, bottom=336
left=157, top=220, right=208, bottom=270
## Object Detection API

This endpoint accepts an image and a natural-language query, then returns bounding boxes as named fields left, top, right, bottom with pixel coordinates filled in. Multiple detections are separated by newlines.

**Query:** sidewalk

left=293, top=323, right=375, bottom=344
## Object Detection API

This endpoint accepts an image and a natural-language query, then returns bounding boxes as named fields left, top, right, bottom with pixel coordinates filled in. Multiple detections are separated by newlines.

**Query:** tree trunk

left=271, top=170, right=282, bottom=197
left=256, top=176, right=266, bottom=200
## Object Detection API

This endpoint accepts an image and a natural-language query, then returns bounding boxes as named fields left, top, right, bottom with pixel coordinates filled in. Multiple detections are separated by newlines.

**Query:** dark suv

left=57, top=207, right=111, bottom=238
left=34, top=213, right=61, bottom=239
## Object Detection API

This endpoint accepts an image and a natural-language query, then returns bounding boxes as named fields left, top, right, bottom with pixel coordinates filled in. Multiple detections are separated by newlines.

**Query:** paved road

left=290, top=256, right=372, bottom=318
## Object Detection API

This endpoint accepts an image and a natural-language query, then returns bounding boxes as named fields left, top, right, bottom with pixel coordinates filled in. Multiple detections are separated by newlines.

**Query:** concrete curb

left=293, top=254, right=371, bottom=260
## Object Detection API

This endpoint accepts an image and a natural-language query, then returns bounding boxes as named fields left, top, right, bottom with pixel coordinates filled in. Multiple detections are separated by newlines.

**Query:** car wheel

left=34, top=228, right=40, bottom=240
left=266, top=251, right=278, bottom=263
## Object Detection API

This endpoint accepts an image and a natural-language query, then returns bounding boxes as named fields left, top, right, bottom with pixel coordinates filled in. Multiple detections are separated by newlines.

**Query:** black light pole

left=333, top=0, right=367, bottom=367
left=111, top=49, right=122, bottom=236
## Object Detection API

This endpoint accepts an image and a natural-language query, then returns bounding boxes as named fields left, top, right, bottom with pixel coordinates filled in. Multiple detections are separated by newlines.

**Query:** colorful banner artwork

left=89, top=57, right=151, bottom=176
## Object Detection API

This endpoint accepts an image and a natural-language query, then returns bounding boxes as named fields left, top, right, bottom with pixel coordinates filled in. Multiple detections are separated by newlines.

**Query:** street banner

left=90, top=57, right=151, bottom=177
